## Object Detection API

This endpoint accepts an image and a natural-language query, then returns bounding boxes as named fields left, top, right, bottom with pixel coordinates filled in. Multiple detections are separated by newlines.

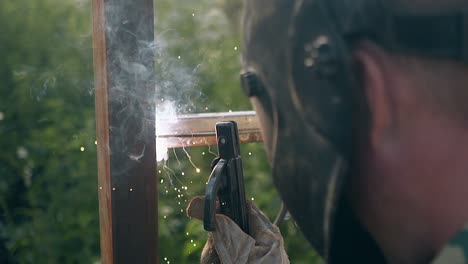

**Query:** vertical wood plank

left=92, top=0, right=158, bottom=263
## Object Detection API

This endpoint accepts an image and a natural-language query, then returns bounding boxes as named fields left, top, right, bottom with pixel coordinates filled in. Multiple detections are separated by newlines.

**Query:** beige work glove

left=186, top=196, right=289, bottom=264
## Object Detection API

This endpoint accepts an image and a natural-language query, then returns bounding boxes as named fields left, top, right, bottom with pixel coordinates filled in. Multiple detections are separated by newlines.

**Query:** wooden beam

left=157, top=111, right=263, bottom=148
left=162, top=131, right=262, bottom=148
left=92, top=0, right=158, bottom=263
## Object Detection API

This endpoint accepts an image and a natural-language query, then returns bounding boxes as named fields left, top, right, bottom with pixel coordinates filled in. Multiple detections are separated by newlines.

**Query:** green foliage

left=0, top=0, right=321, bottom=263
left=0, top=0, right=98, bottom=263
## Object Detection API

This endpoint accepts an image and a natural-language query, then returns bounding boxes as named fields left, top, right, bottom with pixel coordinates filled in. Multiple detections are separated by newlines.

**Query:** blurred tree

left=0, top=0, right=99, bottom=263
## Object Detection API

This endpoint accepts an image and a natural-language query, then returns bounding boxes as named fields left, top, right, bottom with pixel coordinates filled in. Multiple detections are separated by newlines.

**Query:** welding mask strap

left=384, top=12, right=468, bottom=64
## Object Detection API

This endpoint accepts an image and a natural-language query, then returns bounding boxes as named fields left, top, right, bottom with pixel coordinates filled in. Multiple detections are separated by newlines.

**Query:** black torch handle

left=203, top=121, right=250, bottom=235
left=204, top=159, right=227, bottom=231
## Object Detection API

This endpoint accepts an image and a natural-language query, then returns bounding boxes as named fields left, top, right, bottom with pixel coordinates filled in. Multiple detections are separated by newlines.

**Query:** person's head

left=240, top=0, right=468, bottom=263
left=350, top=41, right=468, bottom=264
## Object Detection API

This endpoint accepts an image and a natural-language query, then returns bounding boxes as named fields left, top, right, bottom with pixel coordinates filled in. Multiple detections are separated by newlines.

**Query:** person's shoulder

left=432, top=224, right=468, bottom=264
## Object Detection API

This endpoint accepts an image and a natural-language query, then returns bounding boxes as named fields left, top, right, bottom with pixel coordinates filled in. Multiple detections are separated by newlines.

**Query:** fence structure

left=92, top=0, right=158, bottom=263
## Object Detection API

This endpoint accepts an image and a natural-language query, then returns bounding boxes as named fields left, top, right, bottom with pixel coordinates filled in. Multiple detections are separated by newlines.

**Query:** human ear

left=353, top=41, right=395, bottom=147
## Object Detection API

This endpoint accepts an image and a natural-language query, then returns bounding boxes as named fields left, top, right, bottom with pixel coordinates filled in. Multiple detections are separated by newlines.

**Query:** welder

left=187, top=0, right=468, bottom=263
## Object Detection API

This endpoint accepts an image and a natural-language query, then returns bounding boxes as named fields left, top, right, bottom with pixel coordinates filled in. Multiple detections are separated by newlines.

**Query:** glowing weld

left=156, top=101, right=178, bottom=162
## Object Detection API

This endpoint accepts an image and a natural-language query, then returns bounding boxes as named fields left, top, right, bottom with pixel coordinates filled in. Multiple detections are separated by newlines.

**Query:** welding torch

left=203, top=121, right=250, bottom=234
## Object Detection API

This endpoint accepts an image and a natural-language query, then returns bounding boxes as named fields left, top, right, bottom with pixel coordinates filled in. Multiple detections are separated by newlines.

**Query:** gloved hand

left=186, top=196, right=289, bottom=264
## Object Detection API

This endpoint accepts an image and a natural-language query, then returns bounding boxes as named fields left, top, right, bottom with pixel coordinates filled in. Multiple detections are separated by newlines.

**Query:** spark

left=207, top=144, right=217, bottom=157
left=248, top=152, right=252, bottom=156
left=172, top=148, right=182, bottom=166
left=234, top=46, right=238, bottom=51
left=181, top=146, right=200, bottom=172
left=163, top=162, right=184, bottom=187
left=165, top=170, right=175, bottom=186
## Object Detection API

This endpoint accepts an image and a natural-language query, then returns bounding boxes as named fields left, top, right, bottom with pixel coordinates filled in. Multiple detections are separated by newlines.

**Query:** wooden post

left=92, top=0, right=158, bottom=263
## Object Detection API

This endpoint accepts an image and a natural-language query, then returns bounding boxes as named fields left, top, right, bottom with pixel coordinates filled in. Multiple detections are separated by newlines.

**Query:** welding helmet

left=240, top=0, right=468, bottom=262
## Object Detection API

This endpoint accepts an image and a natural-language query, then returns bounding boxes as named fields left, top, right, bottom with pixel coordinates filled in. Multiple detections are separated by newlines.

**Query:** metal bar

left=156, top=111, right=263, bottom=148
left=92, top=0, right=158, bottom=263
